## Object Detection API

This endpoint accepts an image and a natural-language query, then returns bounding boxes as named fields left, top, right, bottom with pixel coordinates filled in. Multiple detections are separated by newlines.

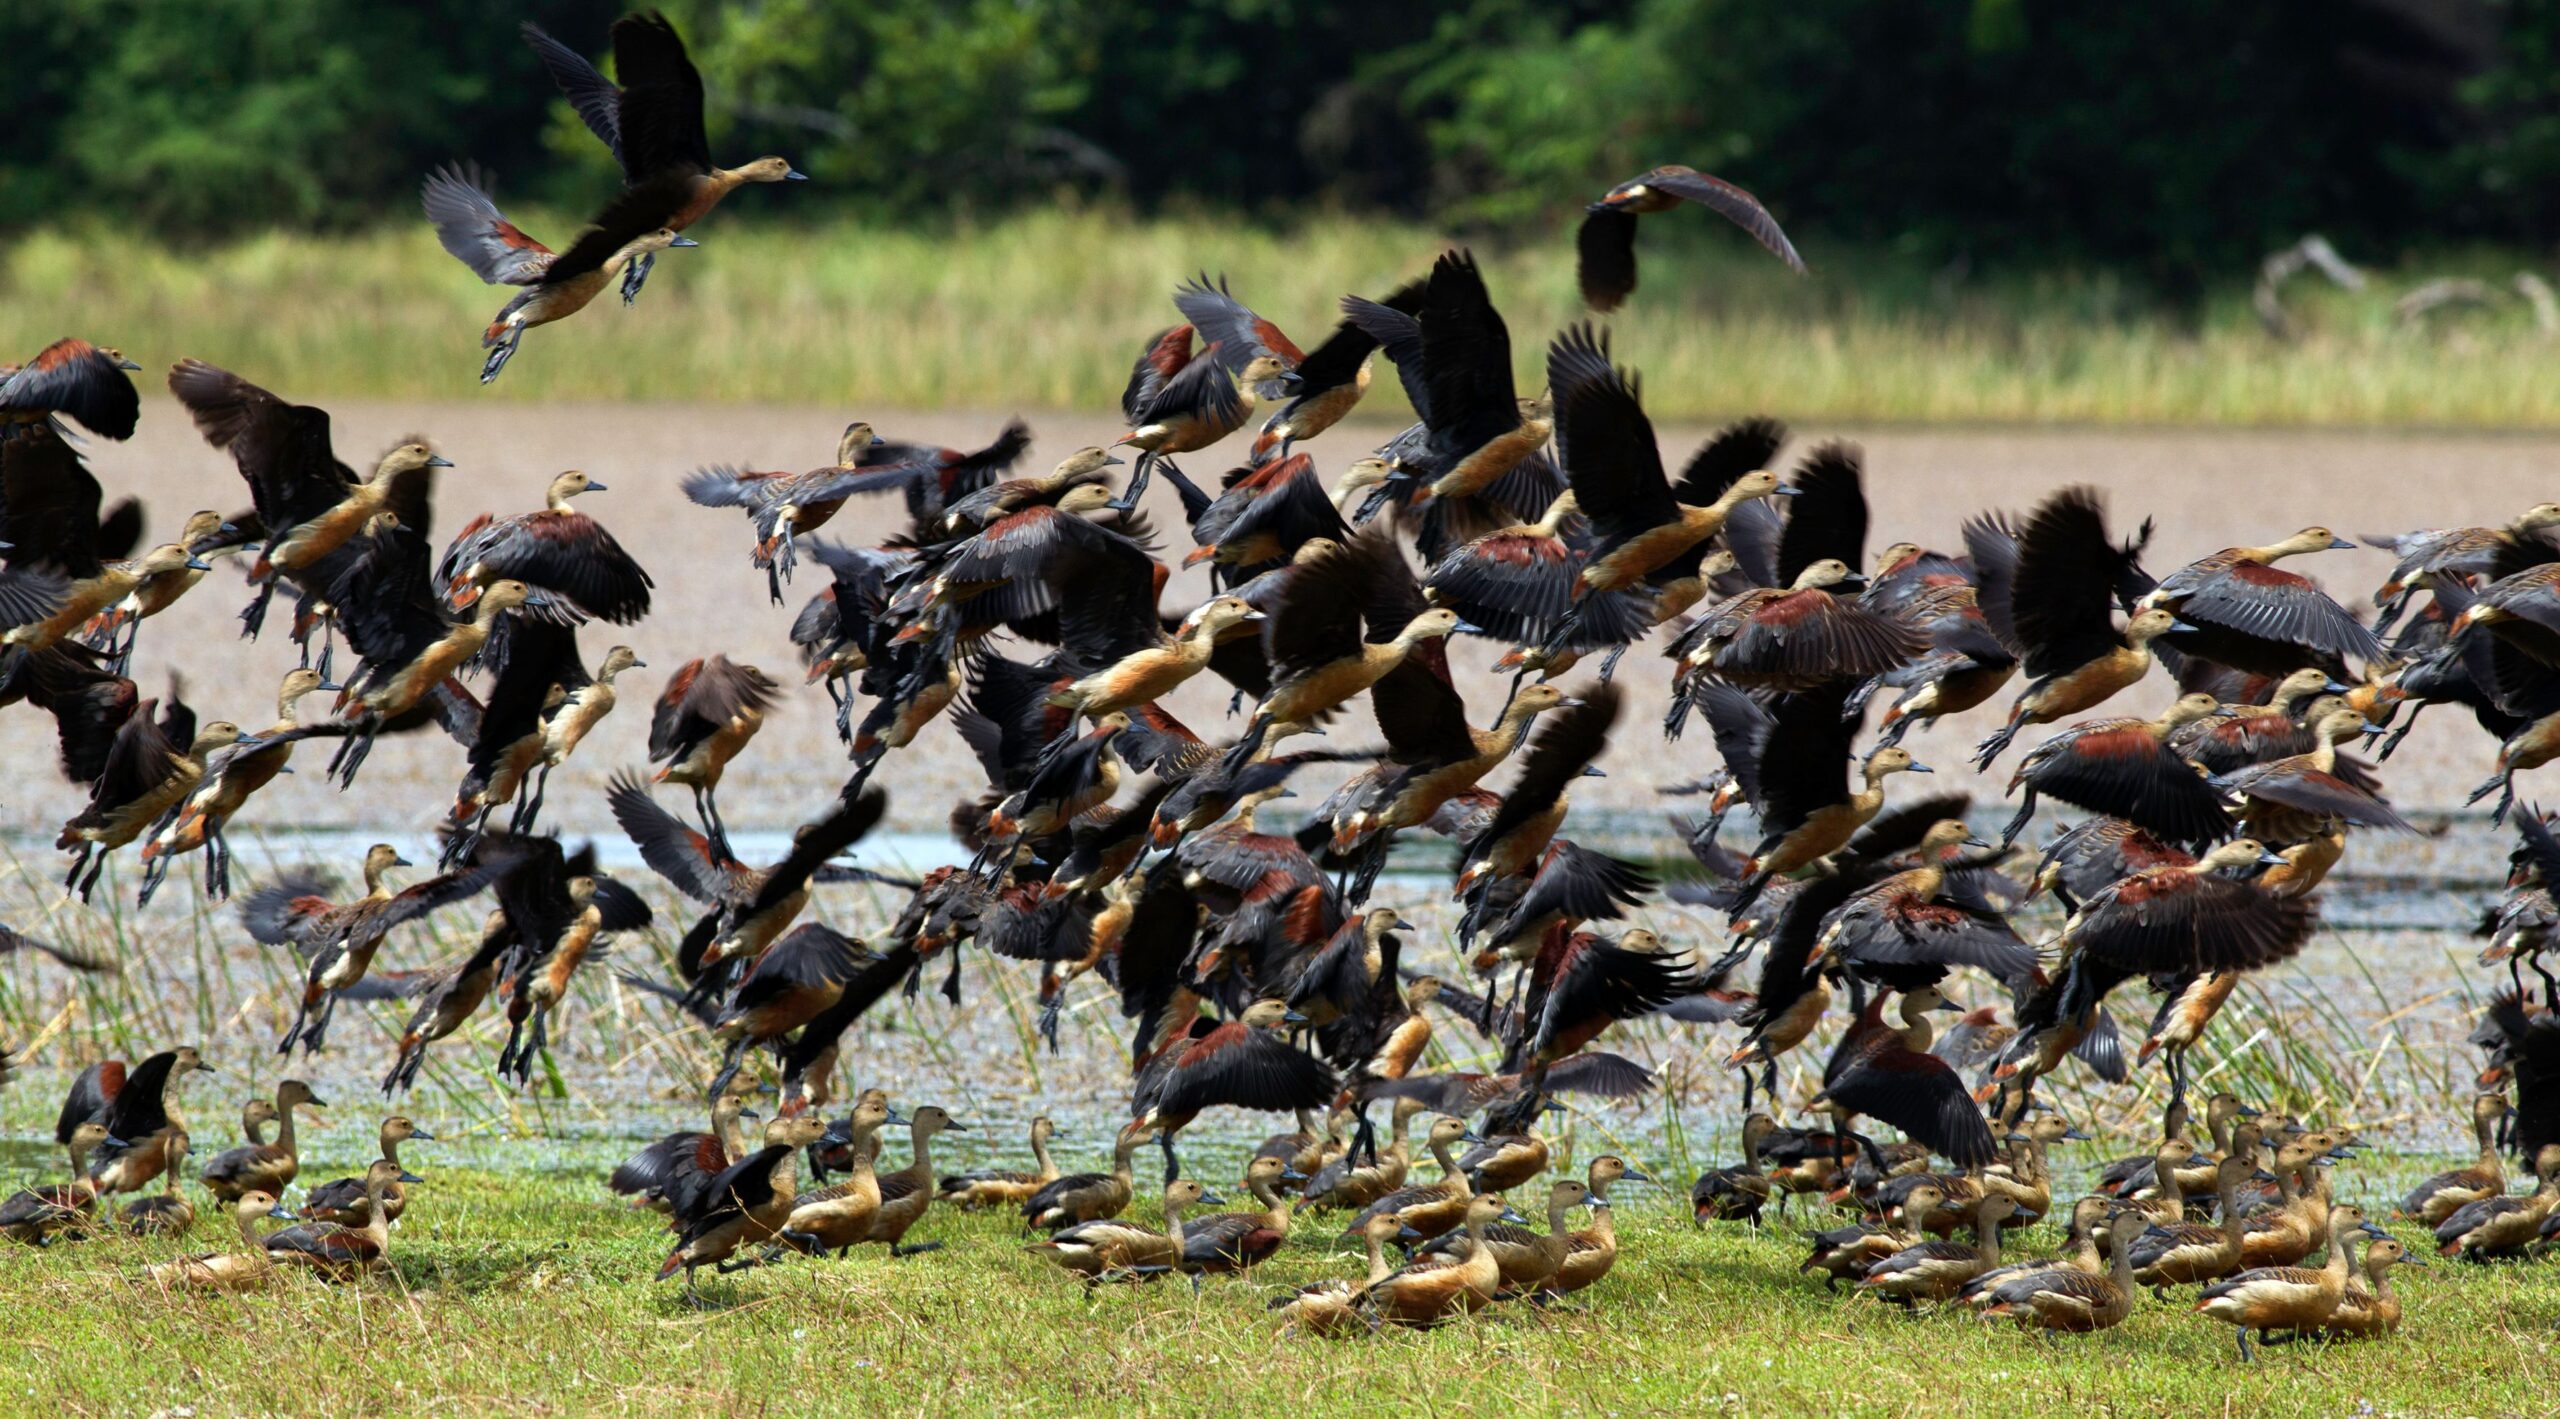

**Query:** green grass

left=11, top=208, right=2560, bottom=425
left=1, top=1151, right=2552, bottom=1418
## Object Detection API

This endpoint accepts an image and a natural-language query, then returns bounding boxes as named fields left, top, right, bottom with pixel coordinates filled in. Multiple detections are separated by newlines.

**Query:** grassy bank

left=10, top=209, right=2560, bottom=426
left=1, top=1151, right=2551, bottom=1418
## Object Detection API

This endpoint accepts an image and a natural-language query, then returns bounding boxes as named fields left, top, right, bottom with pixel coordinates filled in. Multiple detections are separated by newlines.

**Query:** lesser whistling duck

left=1801, top=1180, right=1932, bottom=1292
left=1342, top=253, right=1558, bottom=542
left=1302, top=1097, right=1430, bottom=1211
left=1136, top=999, right=1339, bottom=1184
left=1342, top=1114, right=1477, bottom=1245
left=1032, top=1176, right=1207, bottom=1288
left=2214, top=706, right=2408, bottom=837
left=1976, top=1213, right=2142, bottom=1334
left=241, top=844, right=507, bottom=1056
left=2365, top=503, right=2560, bottom=635
left=144, top=1189, right=293, bottom=1292
left=122, top=1130, right=198, bottom=1237
left=1112, top=323, right=1273, bottom=512
left=1729, top=735, right=1929, bottom=915
left=1997, top=839, right=2313, bottom=1119
left=420, top=163, right=698, bottom=383
left=262, top=1158, right=421, bottom=1283
left=293, top=577, right=537, bottom=787
left=2166, top=666, right=2350, bottom=774
left=1419, top=1177, right=1591, bottom=1298
left=1221, top=526, right=1471, bottom=771
left=1273, top=1212, right=1406, bottom=1334
left=1970, top=486, right=2168, bottom=768
left=647, top=654, right=778, bottom=857
left=2194, top=1204, right=2386, bottom=1359
left=703, top=922, right=875, bottom=1097
left=657, top=1113, right=828, bottom=1304
left=1810, top=984, right=1999, bottom=1171
left=302, top=1116, right=435, bottom=1228
left=1576, top=165, right=1804, bottom=311
left=1692, top=1113, right=1779, bottom=1223
left=1171, top=1154, right=1300, bottom=1281
left=521, top=10, right=805, bottom=304
left=682, top=424, right=910, bottom=597
left=1960, top=1193, right=2111, bottom=1303
left=60, top=1046, right=215, bottom=1196
left=199, top=1079, right=323, bottom=1202
left=1355, top=1192, right=1513, bottom=1327
left=2125, top=1152, right=2260, bottom=1292
left=1, top=338, right=141, bottom=440
left=0, top=434, right=208, bottom=661
left=138, top=668, right=333, bottom=906
left=164, top=360, right=452, bottom=650
left=2323, top=1235, right=2421, bottom=1339
left=767, top=1094, right=896, bottom=1259
left=611, top=1081, right=758, bottom=1214
left=860, top=1104, right=966, bottom=1258
left=1999, top=693, right=2232, bottom=848
left=1173, top=272, right=1400, bottom=463
left=0, top=1120, right=118, bottom=1244
left=485, top=642, right=645, bottom=840
left=1547, top=325, right=1789, bottom=608
left=2434, top=1141, right=2560, bottom=1260
left=2140, top=526, right=2375, bottom=676
left=55, top=694, right=241, bottom=900
left=2400, top=1094, right=2514, bottom=1225
left=436, top=468, right=652, bottom=627
left=1860, top=1189, right=2021, bottom=1305
left=936, top=1115, right=1061, bottom=1211
left=82, top=507, right=235, bottom=672
left=1542, top=1154, right=1648, bottom=1300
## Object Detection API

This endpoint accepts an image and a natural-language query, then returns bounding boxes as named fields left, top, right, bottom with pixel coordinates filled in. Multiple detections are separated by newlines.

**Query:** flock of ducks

left=0, top=5, right=2555, bottom=1355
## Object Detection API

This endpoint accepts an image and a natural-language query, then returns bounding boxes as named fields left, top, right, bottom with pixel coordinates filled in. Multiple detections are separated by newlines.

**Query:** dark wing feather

left=521, top=23, right=625, bottom=168
left=609, top=10, right=711, bottom=177
left=2075, top=873, right=2317, bottom=974
left=2, top=340, right=140, bottom=440
left=1646, top=167, right=1807, bottom=273
left=1775, top=442, right=1867, bottom=587
left=1548, top=324, right=1675, bottom=548
left=1574, top=207, right=1641, bottom=313
left=2011, top=488, right=2134, bottom=680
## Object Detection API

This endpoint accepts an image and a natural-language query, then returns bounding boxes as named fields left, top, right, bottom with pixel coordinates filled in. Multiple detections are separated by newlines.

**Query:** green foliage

left=4, top=0, right=2556, bottom=284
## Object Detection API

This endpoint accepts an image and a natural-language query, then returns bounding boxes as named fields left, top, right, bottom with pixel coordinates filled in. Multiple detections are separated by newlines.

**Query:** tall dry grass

left=10, top=208, right=2560, bottom=424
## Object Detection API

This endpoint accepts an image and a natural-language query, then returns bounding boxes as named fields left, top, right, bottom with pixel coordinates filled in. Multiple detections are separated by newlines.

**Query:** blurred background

left=8, top=0, right=2560, bottom=422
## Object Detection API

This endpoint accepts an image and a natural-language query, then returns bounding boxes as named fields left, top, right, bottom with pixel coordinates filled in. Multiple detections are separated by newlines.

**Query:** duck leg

left=621, top=250, right=656, bottom=307
left=1111, top=450, right=1158, bottom=513
left=479, top=329, right=523, bottom=385
left=239, top=579, right=278, bottom=641
left=1597, top=641, right=1630, bottom=683
left=1999, top=789, right=2039, bottom=849
left=1159, top=1131, right=1181, bottom=1186
left=1973, top=710, right=2027, bottom=772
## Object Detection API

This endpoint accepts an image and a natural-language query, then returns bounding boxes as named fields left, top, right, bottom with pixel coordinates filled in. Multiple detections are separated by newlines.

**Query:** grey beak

left=2168, top=619, right=2201, bottom=635
left=426, top=455, right=455, bottom=468
left=398, top=1170, right=425, bottom=1184
left=1580, top=765, right=1607, bottom=778
left=2328, top=536, right=2357, bottom=551
left=785, top=168, right=810, bottom=181
left=1770, top=485, right=1804, bottom=497
left=1906, top=762, right=1935, bottom=774
left=390, top=855, right=415, bottom=869
left=669, top=236, right=701, bottom=248
left=2258, top=850, right=2288, bottom=866
left=409, top=1128, right=436, bottom=1141
left=184, top=555, right=212, bottom=571
left=584, top=480, right=608, bottom=493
